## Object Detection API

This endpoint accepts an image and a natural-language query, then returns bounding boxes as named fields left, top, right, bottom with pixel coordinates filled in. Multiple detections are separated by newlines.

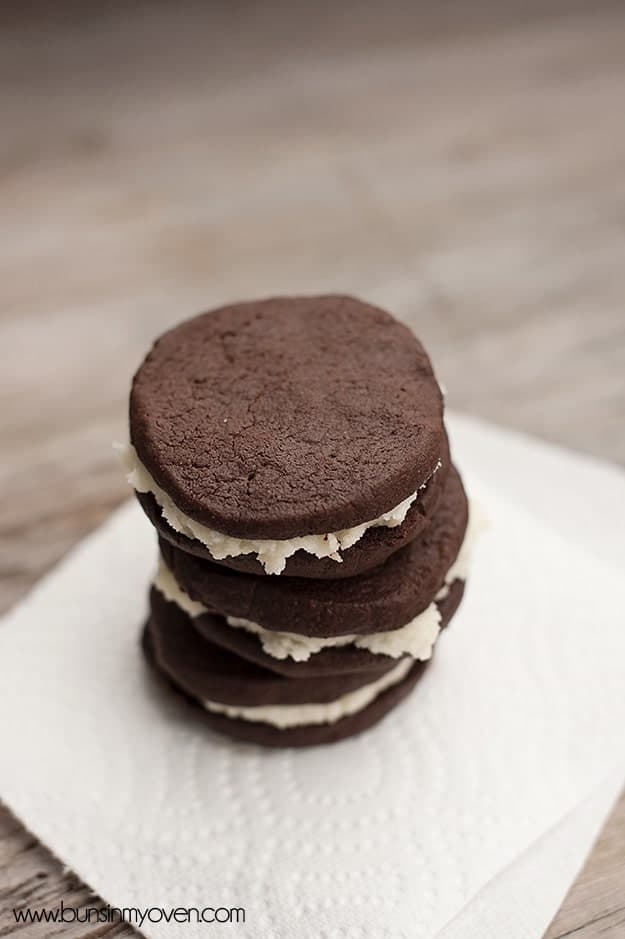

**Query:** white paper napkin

left=438, top=768, right=624, bottom=939
left=1, top=415, right=624, bottom=939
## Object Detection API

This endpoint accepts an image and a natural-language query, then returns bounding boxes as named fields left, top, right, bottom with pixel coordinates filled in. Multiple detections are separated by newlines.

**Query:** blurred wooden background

left=1, top=1, right=624, bottom=936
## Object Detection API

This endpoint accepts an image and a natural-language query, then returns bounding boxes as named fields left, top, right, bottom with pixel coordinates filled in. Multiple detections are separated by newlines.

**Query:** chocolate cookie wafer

left=122, top=295, right=446, bottom=577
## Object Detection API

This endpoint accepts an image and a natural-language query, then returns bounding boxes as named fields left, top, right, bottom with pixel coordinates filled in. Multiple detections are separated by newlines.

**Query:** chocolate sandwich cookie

left=143, top=591, right=432, bottom=747
left=143, top=625, right=429, bottom=748
left=190, top=579, right=464, bottom=679
left=135, top=452, right=447, bottom=578
left=157, top=464, right=470, bottom=642
left=125, top=295, right=446, bottom=577
left=146, top=588, right=399, bottom=704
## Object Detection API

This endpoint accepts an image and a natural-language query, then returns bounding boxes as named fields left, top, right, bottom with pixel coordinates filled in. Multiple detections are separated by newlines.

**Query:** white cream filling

left=202, top=657, right=414, bottom=729
left=117, top=442, right=438, bottom=575
left=224, top=611, right=441, bottom=662
left=153, top=500, right=479, bottom=664
left=154, top=559, right=208, bottom=618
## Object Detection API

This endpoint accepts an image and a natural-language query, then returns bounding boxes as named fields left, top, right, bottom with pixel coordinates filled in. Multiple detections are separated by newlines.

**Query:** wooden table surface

left=1, top=1, right=624, bottom=936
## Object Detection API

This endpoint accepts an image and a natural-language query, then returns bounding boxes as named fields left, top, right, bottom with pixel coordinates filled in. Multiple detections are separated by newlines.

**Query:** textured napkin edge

left=433, top=763, right=625, bottom=939
left=0, top=499, right=135, bottom=628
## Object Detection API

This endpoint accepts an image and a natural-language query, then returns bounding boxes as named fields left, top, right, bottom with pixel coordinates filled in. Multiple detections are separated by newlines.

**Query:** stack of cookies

left=121, top=296, right=474, bottom=747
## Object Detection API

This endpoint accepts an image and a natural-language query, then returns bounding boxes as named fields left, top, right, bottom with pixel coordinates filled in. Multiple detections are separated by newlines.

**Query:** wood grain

left=545, top=795, right=625, bottom=938
left=1, top=1, right=624, bottom=936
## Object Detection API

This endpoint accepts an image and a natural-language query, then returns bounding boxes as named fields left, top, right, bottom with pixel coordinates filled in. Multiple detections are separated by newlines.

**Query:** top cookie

left=129, top=295, right=445, bottom=541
